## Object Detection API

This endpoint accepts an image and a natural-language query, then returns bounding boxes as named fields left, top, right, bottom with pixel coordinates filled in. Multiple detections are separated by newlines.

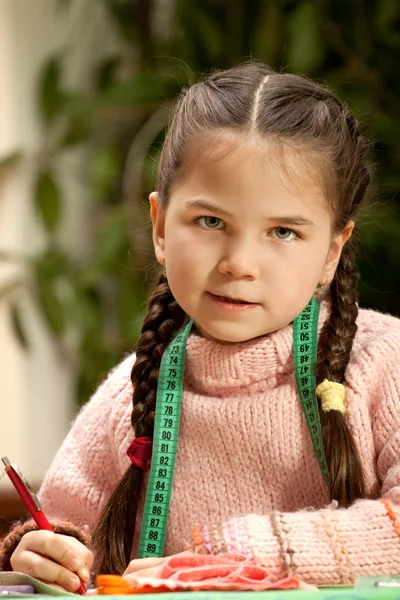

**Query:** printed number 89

left=146, top=543, right=156, bottom=553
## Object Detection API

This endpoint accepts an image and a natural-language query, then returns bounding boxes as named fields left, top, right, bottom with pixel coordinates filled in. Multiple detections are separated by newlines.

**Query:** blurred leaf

left=95, top=57, right=121, bottom=91
left=34, top=172, right=61, bottom=233
left=117, top=270, right=146, bottom=342
left=375, top=0, right=400, bottom=34
left=253, top=2, right=283, bottom=61
left=95, top=207, right=127, bottom=268
left=71, top=285, right=101, bottom=336
left=34, top=248, right=71, bottom=282
left=100, top=72, right=168, bottom=106
left=142, top=145, right=161, bottom=191
left=78, top=262, right=107, bottom=289
left=89, top=146, right=121, bottom=200
left=37, top=283, right=66, bottom=336
left=10, top=301, right=30, bottom=349
left=105, top=0, right=138, bottom=43
left=189, top=7, right=221, bottom=61
left=38, top=56, right=65, bottom=124
left=60, top=116, right=90, bottom=148
left=61, top=92, right=97, bottom=120
left=33, top=249, right=69, bottom=333
left=286, top=1, right=325, bottom=72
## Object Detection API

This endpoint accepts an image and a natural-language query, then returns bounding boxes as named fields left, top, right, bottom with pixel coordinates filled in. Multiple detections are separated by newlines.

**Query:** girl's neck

left=184, top=298, right=332, bottom=395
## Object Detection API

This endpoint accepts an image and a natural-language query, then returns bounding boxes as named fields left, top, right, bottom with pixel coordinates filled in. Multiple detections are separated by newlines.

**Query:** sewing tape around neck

left=137, top=297, right=328, bottom=558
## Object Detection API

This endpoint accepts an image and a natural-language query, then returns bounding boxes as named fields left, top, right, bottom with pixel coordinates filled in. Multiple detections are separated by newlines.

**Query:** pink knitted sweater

left=32, top=303, right=400, bottom=584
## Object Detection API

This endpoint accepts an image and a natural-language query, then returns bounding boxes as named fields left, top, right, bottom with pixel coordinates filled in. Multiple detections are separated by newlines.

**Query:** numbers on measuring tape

left=293, top=297, right=329, bottom=485
left=137, top=320, right=194, bottom=559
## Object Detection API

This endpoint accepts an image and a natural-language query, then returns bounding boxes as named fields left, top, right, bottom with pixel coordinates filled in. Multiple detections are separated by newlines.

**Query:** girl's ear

left=323, top=220, right=355, bottom=284
left=149, top=192, right=166, bottom=266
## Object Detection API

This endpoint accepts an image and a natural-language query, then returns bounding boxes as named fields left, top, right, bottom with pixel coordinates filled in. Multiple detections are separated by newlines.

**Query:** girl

left=1, top=62, right=400, bottom=591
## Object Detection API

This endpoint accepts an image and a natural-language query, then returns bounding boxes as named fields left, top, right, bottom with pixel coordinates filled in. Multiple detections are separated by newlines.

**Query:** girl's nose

left=217, top=239, right=260, bottom=280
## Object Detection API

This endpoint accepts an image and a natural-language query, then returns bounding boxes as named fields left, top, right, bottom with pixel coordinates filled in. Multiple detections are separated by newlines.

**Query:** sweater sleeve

left=37, top=353, right=135, bottom=533
left=197, top=337, right=400, bottom=587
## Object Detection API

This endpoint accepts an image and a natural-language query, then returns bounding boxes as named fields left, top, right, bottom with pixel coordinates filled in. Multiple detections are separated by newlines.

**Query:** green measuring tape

left=137, top=319, right=194, bottom=558
left=137, top=296, right=328, bottom=558
left=293, top=297, right=329, bottom=484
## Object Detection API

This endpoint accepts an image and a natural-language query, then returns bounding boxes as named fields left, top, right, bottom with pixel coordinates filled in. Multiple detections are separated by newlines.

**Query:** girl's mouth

left=207, top=292, right=260, bottom=311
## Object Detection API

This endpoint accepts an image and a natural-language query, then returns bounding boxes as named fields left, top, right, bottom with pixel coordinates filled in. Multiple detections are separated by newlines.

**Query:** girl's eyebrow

left=269, top=216, right=315, bottom=227
left=184, top=199, right=315, bottom=227
left=185, top=199, right=232, bottom=218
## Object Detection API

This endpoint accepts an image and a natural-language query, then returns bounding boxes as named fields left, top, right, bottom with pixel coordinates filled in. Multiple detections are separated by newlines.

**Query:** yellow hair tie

left=316, top=379, right=346, bottom=414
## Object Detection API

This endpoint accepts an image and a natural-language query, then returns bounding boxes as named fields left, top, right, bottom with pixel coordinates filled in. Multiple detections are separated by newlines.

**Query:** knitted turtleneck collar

left=184, top=299, right=332, bottom=395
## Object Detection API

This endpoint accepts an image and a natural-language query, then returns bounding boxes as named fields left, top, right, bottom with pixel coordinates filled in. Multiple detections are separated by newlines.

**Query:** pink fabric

left=35, top=300, right=400, bottom=586
left=129, top=553, right=311, bottom=591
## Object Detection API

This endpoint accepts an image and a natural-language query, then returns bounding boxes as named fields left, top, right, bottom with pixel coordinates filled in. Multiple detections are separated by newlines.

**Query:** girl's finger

left=13, top=550, right=82, bottom=593
left=55, top=534, right=94, bottom=581
left=12, top=531, right=93, bottom=582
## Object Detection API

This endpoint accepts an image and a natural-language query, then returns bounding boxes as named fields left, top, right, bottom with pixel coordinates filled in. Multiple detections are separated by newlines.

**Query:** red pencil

left=1, top=456, right=86, bottom=595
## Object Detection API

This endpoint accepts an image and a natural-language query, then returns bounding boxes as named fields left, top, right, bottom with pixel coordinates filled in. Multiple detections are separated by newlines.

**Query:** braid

left=316, top=240, right=366, bottom=506
left=92, top=271, right=185, bottom=575
left=131, top=271, right=186, bottom=438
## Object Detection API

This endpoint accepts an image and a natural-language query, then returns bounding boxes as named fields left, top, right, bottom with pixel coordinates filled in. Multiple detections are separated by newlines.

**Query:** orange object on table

left=96, top=575, right=134, bottom=595
left=96, top=574, right=170, bottom=595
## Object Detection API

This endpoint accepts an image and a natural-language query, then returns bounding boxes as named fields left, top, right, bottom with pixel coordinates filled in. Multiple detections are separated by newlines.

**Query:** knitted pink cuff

left=0, top=520, right=91, bottom=572
left=194, top=517, right=283, bottom=583
left=198, top=500, right=400, bottom=587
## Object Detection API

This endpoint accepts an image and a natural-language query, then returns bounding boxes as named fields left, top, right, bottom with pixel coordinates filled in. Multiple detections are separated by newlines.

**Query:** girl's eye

left=198, top=216, right=224, bottom=230
left=271, top=227, right=298, bottom=242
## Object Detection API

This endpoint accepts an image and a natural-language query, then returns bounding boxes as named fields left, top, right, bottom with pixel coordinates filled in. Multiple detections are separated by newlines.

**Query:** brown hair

left=92, top=62, right=372, bottom=573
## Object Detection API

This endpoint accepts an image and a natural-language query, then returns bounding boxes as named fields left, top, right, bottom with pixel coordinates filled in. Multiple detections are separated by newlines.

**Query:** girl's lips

left=207, top=292, right=260, bottom=311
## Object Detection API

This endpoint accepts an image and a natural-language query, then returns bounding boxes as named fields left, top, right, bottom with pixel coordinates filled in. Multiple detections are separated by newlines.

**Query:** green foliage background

left=1, top=0, right=399, bottom=405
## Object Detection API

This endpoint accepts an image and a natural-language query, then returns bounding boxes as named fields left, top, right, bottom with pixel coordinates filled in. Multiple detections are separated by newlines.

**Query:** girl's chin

left=192, top=321, right=266, bottom=344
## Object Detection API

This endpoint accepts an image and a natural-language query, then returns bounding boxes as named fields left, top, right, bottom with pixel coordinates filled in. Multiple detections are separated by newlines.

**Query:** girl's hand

left=122, top=550, right=193, bottom=583
left=10, top=530, right=93, bottom=593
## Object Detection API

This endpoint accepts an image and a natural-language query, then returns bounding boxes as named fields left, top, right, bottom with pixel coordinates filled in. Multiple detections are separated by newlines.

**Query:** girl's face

left=150, top=133, right=353, bottom=343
